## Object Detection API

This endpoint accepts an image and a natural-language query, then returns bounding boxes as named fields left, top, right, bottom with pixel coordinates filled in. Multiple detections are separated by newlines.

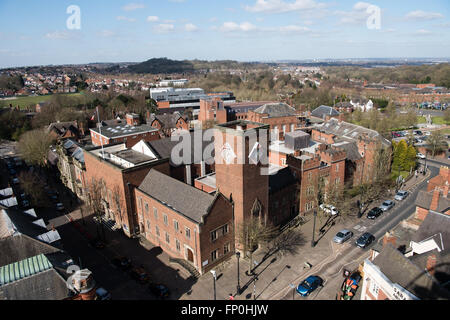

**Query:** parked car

left=130, top=266, right=150, bottom=284
left=20, top=199, right=31, bottom=209
left=417, top=153, right=426, bottom=159
left=148, top=283, right=170, bottom=299
left=413, top=130, right=423, bottom=136
left=56, top=203, right=65, bottom=211
left=367, top=207, right=383, bottom=219
left=12, top=177, right=19, bottom=185
left=112, top=257, right=132, bottom=270
left=95, top=287, right=111, bottom=300
left=425, top=131, right=431, bottom=136
left=296, top=275, right=323, bottom=297
left=395, top=190, right=408, bottom=201
left=319, top=204, right=339, bottom=216
left=392, top=132, right=401, bottom=138
left=333, top=230, right=353, bottom=244
left=380, top=200, right=395, bottom=211
left=355, top=232, right=375, bottom=248
left=9, top=168, right=16, bottom=175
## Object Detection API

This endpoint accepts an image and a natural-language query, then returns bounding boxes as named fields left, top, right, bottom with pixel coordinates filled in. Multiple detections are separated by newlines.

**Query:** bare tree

left=426, top=130, right=446, bottom=157
left=17, top=171, right=47, bottom=207
left=111, top=185, right=125, bottom=228
left=86, top=177, right=106, bottom=240
left=236, top=216, right=278, bottom=274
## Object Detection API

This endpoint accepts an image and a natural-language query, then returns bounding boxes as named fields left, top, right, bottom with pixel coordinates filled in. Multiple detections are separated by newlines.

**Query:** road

left=278, top=164, right=441, bottom=300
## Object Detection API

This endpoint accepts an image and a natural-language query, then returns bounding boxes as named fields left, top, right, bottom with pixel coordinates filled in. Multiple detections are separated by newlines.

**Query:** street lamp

left=210, top=270, right=217, bottom=300
left=236, top=251, right=241, bottom=295
left=311, top=210, right=317, bottom=248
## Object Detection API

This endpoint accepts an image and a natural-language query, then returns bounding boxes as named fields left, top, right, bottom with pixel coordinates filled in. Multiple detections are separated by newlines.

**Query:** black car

left=130, top=266, right=150, bottom=284
left=367, top=207, right=383, bottom=219
left=112, top=257, right=132, bottom=270
left=148, top=283, right=170, bottom=299
left=355, top=232, right=375, bottom=248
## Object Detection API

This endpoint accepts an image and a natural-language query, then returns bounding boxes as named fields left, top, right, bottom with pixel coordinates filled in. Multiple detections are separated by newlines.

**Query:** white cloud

left=335, top=2, right=376, bottom=25
left=147, top=16, right=159, bottom=22
left=153, top=24, right=175, bottom=33
left=245, top=0, right=326, bottom=14
left=353, top=2, right=372, bottom=11
left=97, top=30, right=116, bottom=38
left=117, top=16, right=136, bottom=22
left=45, top=31, right=72, bottom=40
left=414, top=29, right=433, bottom=35
left=185, top=23, right=198, bottom=32
left=122, top=3, right=145, bottom=11
left=405, top=10, right=444, bottom=21
left=218, top=21, right=310, bottom=34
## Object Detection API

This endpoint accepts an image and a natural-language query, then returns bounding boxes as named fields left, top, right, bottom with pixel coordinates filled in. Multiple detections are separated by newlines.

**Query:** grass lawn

left=0, top=93, right=85, bottom=110
left=416, top=116, right=450, bottom=125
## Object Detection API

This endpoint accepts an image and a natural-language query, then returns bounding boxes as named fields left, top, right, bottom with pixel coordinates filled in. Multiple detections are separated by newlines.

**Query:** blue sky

left=0, top=0, right=449, bottom=68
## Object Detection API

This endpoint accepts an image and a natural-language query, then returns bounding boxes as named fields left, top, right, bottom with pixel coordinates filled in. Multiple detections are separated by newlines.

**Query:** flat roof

left=195, top=173, right=217, bottom=190
left=112, top=149, right=156, bottom=165
left=91, top=124, right=158, bottom=139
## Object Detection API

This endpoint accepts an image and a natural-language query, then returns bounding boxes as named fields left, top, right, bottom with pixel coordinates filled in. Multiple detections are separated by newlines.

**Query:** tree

left=86, top=177, right=106, bottom=240
left=17, top=171, right=48, bottom=207
left=236, top=216, right=277, bottom=274
left=18, top=129, right=54, bottom=168
left=406, top=145, right=417, bottom=172
left=426, top=130, right=446, bottom=157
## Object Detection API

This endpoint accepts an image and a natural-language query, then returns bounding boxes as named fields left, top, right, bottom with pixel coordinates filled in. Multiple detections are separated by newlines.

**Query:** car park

left=333, top=230, right=353, bottom=244
left=148, top=283, right=170, bottom=299
left=367, top=207, right=383, bottom=219
left=130, top=266, right=150, bottom=284
left=380, top=200, right=395, bottom=211
left=395, top=190, right=408, bottom=201
left=112, top=257, right=132, bottom=270
left=296, top=276, right=323, bottom=297
left=355, top=232, right=375, bottom=248
left=319, top=204, right=339, bottom=215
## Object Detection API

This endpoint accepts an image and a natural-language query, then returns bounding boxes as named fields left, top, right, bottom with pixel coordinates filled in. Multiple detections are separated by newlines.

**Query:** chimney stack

left=382, top=231, right=397, bottom=248
left=426, top=254, right=437, bottom=276
left=430, top=187, right=441, bottom=211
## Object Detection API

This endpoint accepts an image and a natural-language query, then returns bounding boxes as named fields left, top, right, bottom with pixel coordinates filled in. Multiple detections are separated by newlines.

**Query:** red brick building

left=90, top=114, right=160, bottom=148
left=135, top=169, right=234, bottom=275
left=147, top=111, right=189, bottom=137
left=83, top=143, right=170, bottom=237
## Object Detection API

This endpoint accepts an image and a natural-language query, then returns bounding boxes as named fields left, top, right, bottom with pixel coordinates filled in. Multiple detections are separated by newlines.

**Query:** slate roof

left=47, top=121, right=79, bottom=138
left=317, top=118, right=391, bottom=147
left=409, top=249, right=450, bottom=290
left=148, top=112, right=186, bottom=129
left=372, top=244, right=450, bottom=299
left=311, top=105, right=340, bottom=119
left=332, top=141, right=362, bottom=161
left=91, top=123, right=158, bottom=138
left=254, top=103, right=297, bottom=118
left=138, top=169, right=217, bottom=224
left=415, top=190, right=450, bottom=213
left=412, top=211, right=450, bottom=251
left=146, top=131, right=215, bottom=164
left=0, top=268, right=69, bottom=300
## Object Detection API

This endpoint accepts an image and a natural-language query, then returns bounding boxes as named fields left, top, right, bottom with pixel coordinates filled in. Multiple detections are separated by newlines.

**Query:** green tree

left=406, top=145, right=417, bottom=172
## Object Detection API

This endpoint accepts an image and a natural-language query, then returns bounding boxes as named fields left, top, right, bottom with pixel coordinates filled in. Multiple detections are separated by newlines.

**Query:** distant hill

left=126, top=58, right=195, bottom=74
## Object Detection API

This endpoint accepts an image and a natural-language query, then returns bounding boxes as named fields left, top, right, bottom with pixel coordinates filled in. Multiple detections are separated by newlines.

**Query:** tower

left=214, top=120, right=270, bottom=247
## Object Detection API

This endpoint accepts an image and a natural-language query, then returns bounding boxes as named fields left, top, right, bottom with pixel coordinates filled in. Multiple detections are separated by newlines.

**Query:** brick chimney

left=382, top=231, right=397, bottom=248
left=430, top=187, right=442, bottom=211
left=126, top=113, right=140, bottom=126
left=426, top=254, right=437, bottom=276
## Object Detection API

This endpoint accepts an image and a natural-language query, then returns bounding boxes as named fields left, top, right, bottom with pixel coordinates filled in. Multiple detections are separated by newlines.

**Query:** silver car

left=333, top=229, right=353, bottom=244
left=380, top=200, right=395, bottom=211
left=394, top=191, right=408, bottom=201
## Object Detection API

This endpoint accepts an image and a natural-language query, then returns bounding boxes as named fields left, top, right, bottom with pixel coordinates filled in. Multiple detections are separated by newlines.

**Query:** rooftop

left=253, top=102, right=297, bottom=118
left=91, top=123, right=158, bottom=139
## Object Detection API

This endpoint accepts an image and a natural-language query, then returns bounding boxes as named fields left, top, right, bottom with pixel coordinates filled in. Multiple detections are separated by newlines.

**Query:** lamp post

left=253, top=275, right=258, bottom=300
left=236, top=251, right=241, bottom=295
left=210, top=270, right=217, bottom=300
left=311, top=210, right=317, bottom=247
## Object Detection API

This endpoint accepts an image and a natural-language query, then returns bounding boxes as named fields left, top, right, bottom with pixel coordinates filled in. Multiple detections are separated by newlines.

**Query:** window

left=221, top=224, right=228, bottom=235
left=335, top=178, right=340, bottom=185
left=281, top=158, right=287, bottom=166
left=185, top=227, right=191, bottom=239
left=336, top=163, right=339, bottom=172
left=163, top=214, right=168, bottom=226
left=153, top=207, right=158, bottom=220
left=174, top=220, right=179, bottom=232
left=145, top=202, right=149, bottom=214
left=155, top=226, right=160, bottom=237
left=306, top=202, right=314, bottom=211
left=291, top=124, right=295, bottom=132
left=146, top=220, right=151, bottom=232
left=224, top=243, right=230, bottom=255
left=165, top=232, right=170, bottom=244
left=211, top=230, right=218, bottom=242
left=176, top=239, right=181, bottom=252
left=308, top=172, right=313, bottom=181
left=282, top=125, right=286, bottom=135
left=138, top=197, right=143, bottom=211
left=369, top=281, right=379, bottom=298
left=211, top=249, right=219, bottom=262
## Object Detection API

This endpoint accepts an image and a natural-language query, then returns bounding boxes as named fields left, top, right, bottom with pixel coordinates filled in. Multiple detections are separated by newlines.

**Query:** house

left=147, top=111, right=189, bottom=137
left=310, top=105, right=340, bottom=121
left=47, top=121, right=82, bottom=141
left=350, top=98, right=373, bottom=112
left=361, top=244, right=450, bottom=300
